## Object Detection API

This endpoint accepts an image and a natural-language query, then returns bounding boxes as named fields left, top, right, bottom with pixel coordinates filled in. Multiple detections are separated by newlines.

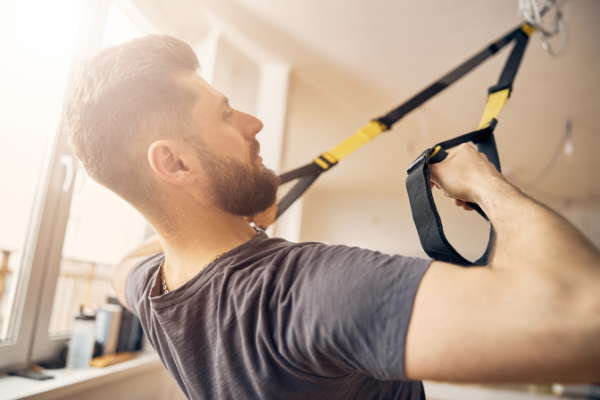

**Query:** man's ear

left=148, top=140, right=197, bottom=186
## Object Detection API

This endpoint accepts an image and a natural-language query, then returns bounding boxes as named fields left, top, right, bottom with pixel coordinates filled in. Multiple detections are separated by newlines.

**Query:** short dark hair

left=65, top=35, right=200, bottom=211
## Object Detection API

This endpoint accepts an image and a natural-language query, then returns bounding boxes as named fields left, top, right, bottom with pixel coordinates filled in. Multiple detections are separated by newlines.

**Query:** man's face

left=185, top=74, right=279, bottom=217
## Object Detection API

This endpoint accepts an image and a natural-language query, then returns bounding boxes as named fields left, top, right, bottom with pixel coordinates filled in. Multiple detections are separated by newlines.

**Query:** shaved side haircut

left=65, top=35, right=200, bottom=213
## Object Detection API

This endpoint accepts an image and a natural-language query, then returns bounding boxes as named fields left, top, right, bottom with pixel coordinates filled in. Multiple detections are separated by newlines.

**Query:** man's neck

left=155, top=207, right=258, bottom=291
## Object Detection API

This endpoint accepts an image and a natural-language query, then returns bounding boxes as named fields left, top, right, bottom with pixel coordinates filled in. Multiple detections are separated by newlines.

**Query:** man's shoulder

left=124, top=252, right=163, bottom=315
left=128, top=252, right=163, bottom=283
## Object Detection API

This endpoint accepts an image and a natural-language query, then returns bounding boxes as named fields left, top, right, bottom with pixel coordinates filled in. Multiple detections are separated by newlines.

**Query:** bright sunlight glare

left=0, top=0, right=83, bottom=83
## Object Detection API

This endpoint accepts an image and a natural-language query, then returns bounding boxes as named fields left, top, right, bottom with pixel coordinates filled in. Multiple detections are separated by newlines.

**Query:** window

left=30, top=1, right=159, bottom=362
left=0, top=0, right=86, bottom=368
left=0, top=0, right=159, bottom=369
left=46, top=2, right=148, bottom=337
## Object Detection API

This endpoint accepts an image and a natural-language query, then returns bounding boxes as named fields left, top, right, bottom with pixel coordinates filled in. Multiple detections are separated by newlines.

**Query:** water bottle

left=66, top=306, right=96, bottom=369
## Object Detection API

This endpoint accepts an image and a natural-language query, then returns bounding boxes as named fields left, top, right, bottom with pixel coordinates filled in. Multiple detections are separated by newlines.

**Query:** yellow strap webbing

left=328, top=120, right=386, bottom=161
left=478, top=88, right=510, bottom=129
left=314, top=121, right=386, bottom=169
left=521, top=23, right=535, bottom=37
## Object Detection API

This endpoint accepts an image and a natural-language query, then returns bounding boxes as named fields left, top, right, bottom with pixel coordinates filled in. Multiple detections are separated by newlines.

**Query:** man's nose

left=241, top=112, right=263, bottom=140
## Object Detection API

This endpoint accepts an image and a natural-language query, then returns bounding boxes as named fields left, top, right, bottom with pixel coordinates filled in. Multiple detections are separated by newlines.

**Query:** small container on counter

left=66, top=306, right=96, bottom=369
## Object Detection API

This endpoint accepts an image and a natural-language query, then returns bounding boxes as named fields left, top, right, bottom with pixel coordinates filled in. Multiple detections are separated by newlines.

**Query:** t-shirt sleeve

left=125, top=253, right=164, bottom=317
left=270, top=244, right=431, bottom=381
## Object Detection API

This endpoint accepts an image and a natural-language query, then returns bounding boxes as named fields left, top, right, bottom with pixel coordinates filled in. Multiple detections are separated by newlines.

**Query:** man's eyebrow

left=222, top=97, right=229, bottom=107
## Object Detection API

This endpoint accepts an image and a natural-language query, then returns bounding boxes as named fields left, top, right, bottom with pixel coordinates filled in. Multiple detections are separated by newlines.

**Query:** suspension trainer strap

left=276, top=23, right=532, bottom=220
left=404, top=24, right=533, bottom=265
left=277, top=173, right=321, bottom=216
left=479, top=24, right=533, bottom=128
left=377, top=26, right=523, bottom=129
left=405, top=120, right=500, bottom=266
left=277, top=121, right=386, bottom=217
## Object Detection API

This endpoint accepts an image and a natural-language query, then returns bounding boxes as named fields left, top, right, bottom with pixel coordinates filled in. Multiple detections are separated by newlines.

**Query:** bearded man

left=65, top=35, right=600, bottom=400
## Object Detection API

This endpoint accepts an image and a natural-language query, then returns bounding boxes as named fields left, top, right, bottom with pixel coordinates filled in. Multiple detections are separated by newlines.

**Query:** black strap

left=277, top=172, right=321, bottom=218
left=279, top=163, right=321, bottom=185
left=487, top=29, right=530, bottom=95
left=277, top=159, right=335, bottom=217
left=377, top=26, right=522, bottom=129
left=405, top=120, right=501, bottom=266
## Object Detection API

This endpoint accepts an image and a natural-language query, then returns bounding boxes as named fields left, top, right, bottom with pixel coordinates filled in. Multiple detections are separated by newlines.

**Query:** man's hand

left=429, top=181, right=475, bottom=211
left=429, top=143, right=506, bottom=211
left=244, top=202, right=278, bottom=230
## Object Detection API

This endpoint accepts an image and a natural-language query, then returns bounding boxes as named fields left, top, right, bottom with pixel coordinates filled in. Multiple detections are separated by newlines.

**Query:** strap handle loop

left=405, top=120, right=500, bottom=266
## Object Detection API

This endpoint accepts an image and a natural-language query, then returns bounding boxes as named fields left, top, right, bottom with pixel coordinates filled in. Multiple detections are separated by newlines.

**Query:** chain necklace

left=160, top=253, right=225, bottom=294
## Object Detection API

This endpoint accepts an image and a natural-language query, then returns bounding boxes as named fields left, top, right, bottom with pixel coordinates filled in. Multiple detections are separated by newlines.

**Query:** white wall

left=301, top=187, right=600, bottom=261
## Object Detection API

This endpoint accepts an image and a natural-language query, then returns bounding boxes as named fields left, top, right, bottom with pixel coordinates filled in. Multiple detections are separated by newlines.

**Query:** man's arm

left=405, top=143, right=600, bottom=383
left=111, top=235, right=163, bottom=309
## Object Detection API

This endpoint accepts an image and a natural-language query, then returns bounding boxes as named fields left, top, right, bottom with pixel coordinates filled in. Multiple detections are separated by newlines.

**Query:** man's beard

left=197, top=140, right=279, bottom=217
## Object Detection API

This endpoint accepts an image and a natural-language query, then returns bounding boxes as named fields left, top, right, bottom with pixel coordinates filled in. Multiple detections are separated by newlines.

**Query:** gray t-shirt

left=126, top=229, right=431, bottom=400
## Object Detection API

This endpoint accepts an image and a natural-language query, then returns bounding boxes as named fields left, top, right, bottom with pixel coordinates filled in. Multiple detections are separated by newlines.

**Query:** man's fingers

left=434, top=180, right=477, bottom=211
left=248, top=203, right=279, bottom=229
left=454, top=198, right=474, bottom=211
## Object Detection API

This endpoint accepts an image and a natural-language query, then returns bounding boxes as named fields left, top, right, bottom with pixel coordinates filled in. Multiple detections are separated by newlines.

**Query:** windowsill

left=0, top=353, right=580, bottom=400
left=0, top=351, right=162, bottom=400
left=423, top=382, right=579, bottom=400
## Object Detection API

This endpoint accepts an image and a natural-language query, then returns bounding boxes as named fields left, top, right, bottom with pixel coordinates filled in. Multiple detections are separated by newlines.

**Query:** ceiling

left=140, top=0, right=600, bottom=209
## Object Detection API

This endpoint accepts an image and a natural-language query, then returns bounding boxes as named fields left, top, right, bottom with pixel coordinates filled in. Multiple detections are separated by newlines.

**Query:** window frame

left=0, top=0, right=110, bottom=371
left=0, top=0, right=160, bottom=370
left=0, top=144, right=63, bottom=369
left=30, top=0, right=162, bottom=363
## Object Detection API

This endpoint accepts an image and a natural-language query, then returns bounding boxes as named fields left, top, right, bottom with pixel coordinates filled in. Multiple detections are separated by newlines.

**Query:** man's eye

left=225, top=109, right=233, bottom=120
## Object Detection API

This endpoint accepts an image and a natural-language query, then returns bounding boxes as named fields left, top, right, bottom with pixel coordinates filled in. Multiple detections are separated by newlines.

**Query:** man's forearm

left=477, top=178, right=600, bottom=381
left=476, top=177, right=600, bottom=274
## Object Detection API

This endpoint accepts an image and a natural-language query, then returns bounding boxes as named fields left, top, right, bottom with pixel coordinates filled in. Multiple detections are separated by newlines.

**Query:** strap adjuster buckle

left=407, top=149, right=431, bottom=175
